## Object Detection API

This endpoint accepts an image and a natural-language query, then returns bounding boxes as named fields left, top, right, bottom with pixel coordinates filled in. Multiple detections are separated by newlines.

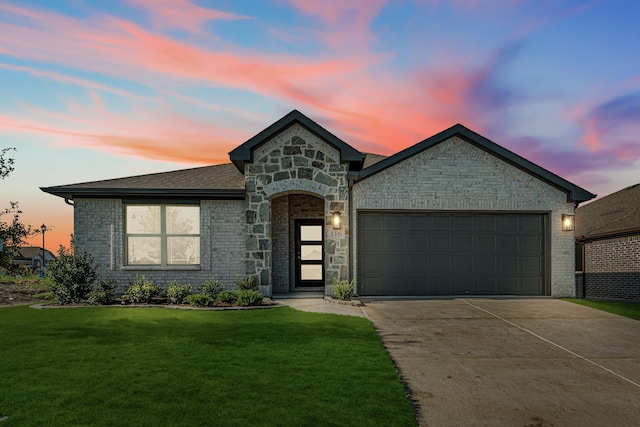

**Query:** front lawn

left=0, top=306, right=416, bottom=426
left=565, top=298, right=640, bottom=321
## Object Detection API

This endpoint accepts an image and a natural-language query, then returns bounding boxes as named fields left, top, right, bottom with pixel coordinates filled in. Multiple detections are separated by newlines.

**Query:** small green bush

left=46, top=248, right=97, bottom=304
left=166, top=281, right=192, bottom=304
left=200, top=277, right=223, bottom=298
left=122, top=275, right=162, bottom=304
left=234, top=275, right=258, bottom=291
left=235, top=290, right=264, bottom=307
left=185, top=293, right=213, bottom=307
left=332, top=277, right=355, bottom=300
left=216, top=290, right=238, bottom=304
left=87, top=276, right=117, bottom=305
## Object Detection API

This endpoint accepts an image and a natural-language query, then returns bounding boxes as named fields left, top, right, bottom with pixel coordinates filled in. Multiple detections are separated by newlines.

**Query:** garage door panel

left=454, top=216, right=474, bottom=231
left=453, top=235, right=474, bottom=251
left=521, top=277, right=543, bottom=294
left=358, top=212, right=546, bottom=296
left=431, top=216, right=452, bottom=231
left=521, top=235, right=542, bottom=252
left=406, top=253, right=429, bottom=273
left=498, top=277, right=519, bottom=293
left=360, top=214, right=382, bottom=231
left=476, top=235, right=496, bottom=252
left=384, top=216, right=405, bottom=231
left=406, top=277, right=428, bottom=295
left=382, top=234, right=405, bottom=252
left=475, top=277, right=498, bottom=294
left=407, top=234, right=428, bottom=251
left=406, top=215, right=429, bottom=231
left=431, top=235, right=451, bottom=251
left=497, top=256, right=519, bottom=274
left=521, top=256, right=542, bottom=274
left=452, top=255, right=473, bottom=273
left=362, top=233, right=383, bottom=250
left=520, top=216, right=543, bottom=232
left=476, top=256, right=496, bottom=274
left=497, top=235, right=518, bottom=252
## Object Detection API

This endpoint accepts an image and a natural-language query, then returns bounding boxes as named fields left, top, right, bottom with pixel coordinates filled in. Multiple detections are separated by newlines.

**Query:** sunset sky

left=1, top=0, right=639, bottom=251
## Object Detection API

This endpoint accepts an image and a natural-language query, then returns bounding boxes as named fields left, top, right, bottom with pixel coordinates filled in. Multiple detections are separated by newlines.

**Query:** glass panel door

left=295, top=220, right=324, bottom=287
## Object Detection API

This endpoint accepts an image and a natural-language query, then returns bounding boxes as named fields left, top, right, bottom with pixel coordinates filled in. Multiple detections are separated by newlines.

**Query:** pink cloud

left=0, top=63, right=146, bottom=101
left=0, top=98, right=247, bottom=165
left=284, top=0, right=386, bottom=50
left=125, top=0, right=251, bottom=33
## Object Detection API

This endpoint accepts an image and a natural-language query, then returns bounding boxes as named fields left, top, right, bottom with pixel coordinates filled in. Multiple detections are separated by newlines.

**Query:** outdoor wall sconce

left=332, top=212, right=341, bottom=230
left=562, top=214, right=575, bottom=232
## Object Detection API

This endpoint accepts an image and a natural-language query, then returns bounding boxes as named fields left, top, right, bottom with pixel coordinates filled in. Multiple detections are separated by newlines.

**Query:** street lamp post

left=41, top=224, right=46, bottom=277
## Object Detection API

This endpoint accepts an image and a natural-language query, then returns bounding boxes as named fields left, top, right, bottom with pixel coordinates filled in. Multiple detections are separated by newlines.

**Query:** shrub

left=46, top=248, right=97, bottom=304
left=234, top=275, right=258, bottom=291
left=216, top=290, right=238, bottom=304
left=185, top=293, right=213, bottom=307
left=332, top=277, right=355, bottom=300
left=235, top=290, right=264, bottom=307
left=87, top=276, right=117, bottom=305
left=200, top=277, right=223, bottom=298
left=166, top=281, right=192, bottom=304
left=122, top=275, right=162, bottom=304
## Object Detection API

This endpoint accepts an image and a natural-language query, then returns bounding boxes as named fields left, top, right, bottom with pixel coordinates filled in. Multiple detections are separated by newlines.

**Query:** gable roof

left=357, top=123, right=596, bottom=204
left=41, top=163, right=245, bottom=200
left=575, top=183, right=640, bottom=240
left=229, top=109, right=365, bottom=172
left=14, top=247, right=56, bottom=260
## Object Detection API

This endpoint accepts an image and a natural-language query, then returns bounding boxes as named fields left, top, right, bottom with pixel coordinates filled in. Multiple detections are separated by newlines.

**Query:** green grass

left=565, top=298, right=640, bottom=321
left=0, top=306, right=416, bottom=426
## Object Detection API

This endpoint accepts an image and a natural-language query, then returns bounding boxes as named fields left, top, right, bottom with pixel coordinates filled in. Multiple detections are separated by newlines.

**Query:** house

left=41, top=110, right=595, bottom=297
left=575, top=183, right=640, bottom=301
left=12, top=246, right=56, bottom=273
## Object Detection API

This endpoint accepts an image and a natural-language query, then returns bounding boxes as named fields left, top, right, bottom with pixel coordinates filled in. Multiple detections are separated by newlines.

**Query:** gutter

left=576, top=227, right=640, bottom=243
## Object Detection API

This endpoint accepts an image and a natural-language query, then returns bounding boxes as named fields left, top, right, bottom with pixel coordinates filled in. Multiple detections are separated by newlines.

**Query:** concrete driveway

left=361, top=299, right=640, bottom=427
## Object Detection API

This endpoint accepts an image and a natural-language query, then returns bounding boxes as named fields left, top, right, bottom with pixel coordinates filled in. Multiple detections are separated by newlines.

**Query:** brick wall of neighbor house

left=352, top=136, right=577, bottom=297
left=582, top=235, right=640, bottom=301
left=73, top=198, right=246, bottom=294
left=244, top=123, right=350, bottom=296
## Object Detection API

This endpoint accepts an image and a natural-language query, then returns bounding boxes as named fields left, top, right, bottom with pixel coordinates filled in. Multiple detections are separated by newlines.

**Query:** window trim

left=124, top=204, right=201, bottom=267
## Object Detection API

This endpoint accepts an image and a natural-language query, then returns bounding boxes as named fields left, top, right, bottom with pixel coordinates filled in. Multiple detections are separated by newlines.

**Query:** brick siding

left=73, top=198, right=245, bottom=294
left=580, top=234, right=640, bottom=301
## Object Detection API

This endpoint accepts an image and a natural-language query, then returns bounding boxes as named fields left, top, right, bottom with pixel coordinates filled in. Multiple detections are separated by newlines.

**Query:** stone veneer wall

left=351, top=136, right=577, bottom=297
left=244, top=123, right=350, bottom=295
left=73, top=198, right=246, bottom=293
left=581, top=234, right=640, bottom=301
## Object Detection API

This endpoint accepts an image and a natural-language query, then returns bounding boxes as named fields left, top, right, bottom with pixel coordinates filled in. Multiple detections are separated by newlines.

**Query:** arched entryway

left=271, top=193, right=324, bottom=293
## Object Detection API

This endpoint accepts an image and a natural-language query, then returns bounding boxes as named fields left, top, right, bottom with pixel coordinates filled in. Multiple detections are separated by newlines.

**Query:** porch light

left=562, top=214, right=574, bottom=232
left=332, top=212, right=341, bottom=230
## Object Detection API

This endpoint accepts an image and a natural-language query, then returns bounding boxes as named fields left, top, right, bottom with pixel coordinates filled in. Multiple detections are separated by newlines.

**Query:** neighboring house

left=575, top=183, right=640, bottom=301
left=12, top=246, right=56, bottom=272
left=42, top=110, right=595, bottom=297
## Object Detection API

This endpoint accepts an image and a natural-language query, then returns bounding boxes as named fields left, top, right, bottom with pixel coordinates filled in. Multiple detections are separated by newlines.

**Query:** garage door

left=358, top=212, right=547, bottom=296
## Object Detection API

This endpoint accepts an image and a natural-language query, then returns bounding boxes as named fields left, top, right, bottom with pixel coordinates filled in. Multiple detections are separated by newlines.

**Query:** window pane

left=128, top=237, right=161, bottom=264
left=301, top=245, right=323, bottom=261
left=167, top=237, right=200, bottom=264
left=300, top=225, right=322, bottom=241
left=167, top=206, right=200, bottom=235
left=127, top=206, right=160, bottom=234
left=301, top=265, right=322, bottom=280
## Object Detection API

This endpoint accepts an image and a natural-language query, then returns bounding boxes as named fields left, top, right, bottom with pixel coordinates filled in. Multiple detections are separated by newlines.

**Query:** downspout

left=64, top=198, right=74, bottom=206
left=348, top=177, right=354, bottom=285
left=581, top=243, right=587, bottom=299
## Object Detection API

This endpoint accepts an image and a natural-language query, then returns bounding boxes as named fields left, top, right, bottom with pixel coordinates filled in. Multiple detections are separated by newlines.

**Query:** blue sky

left=1, top=0, right=639, bottom=249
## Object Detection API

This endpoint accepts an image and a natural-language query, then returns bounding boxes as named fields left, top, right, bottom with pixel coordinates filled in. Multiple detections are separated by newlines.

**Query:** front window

left=125, top=205, right=200, bottom=265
